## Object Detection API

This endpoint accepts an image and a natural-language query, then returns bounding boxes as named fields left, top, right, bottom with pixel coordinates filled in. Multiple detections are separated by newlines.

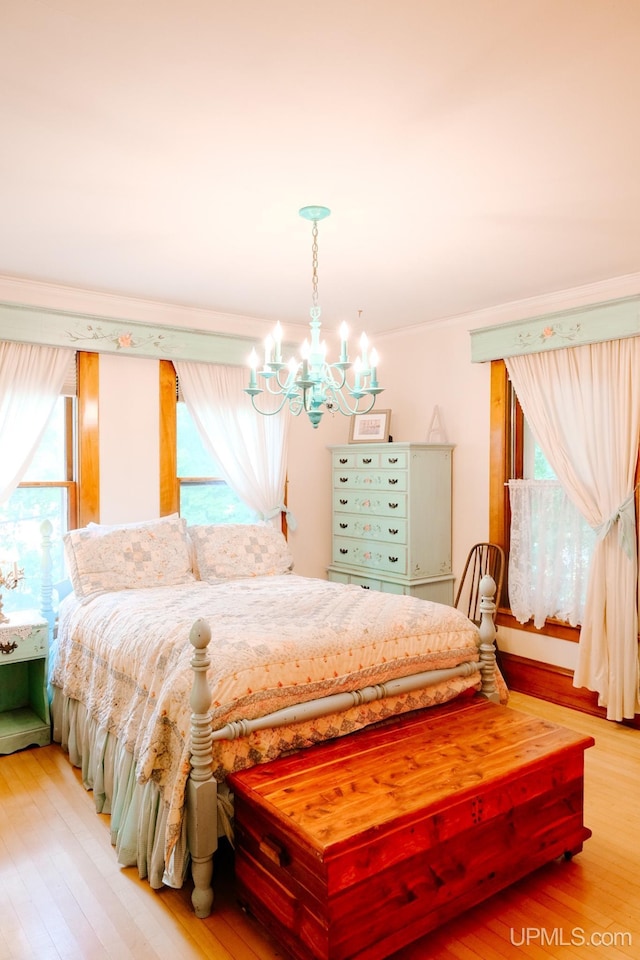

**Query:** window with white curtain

left=0, top=392, right=77, bottom=615
left=507, top=410, right=596, bottom=628
left=177, top=402, right=259, bottom=525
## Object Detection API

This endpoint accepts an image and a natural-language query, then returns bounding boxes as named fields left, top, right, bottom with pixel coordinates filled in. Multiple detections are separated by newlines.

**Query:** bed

left=44, top=514, right=502, bottom=918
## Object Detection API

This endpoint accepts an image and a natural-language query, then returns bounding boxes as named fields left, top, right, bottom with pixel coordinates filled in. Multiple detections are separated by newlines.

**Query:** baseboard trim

left=498, top=651, right=640, bottom=728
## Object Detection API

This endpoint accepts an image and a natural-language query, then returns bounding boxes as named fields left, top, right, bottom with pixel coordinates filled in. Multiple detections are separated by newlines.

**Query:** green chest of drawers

left=327, top=442, right=454, bottom=602
left=0, top=611, right=51, bottom=754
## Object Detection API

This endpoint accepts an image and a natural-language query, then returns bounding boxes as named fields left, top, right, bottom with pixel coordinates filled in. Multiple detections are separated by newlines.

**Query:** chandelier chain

left=311, top=220, right=319, bottom=308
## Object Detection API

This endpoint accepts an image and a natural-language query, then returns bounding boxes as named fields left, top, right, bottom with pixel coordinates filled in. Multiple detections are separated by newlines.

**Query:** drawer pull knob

left=340, top=548, right=349, bottom=554
left=340, top=477, right=349, bottom=483
left=340, top=499, right=348, bottom=505
left=362, top=457, right=372, bottom=464
left=339, top=523, right=348, bottom=529
left=389, top=528, right=398, bottom=535
left=388, top=556, right=399, bottom=563
left=339, top=457, right=348, bottom=464
left=388, top=502, right=398, bottom=509
left=0, top=641, right=18, bottom=655
left=259, top=836, right=289, bottom=867
left=360, top=584, right=370, bottom=589
left=388, top=457, right=398, bottom=463
left=388, top=478, right=398, bottom=485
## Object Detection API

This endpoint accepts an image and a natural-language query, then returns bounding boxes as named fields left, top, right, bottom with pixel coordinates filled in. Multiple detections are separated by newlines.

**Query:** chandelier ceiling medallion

left=245, top=205, right=383, bottom=428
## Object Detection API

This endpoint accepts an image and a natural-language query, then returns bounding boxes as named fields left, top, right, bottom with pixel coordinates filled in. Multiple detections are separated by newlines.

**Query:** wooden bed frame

left=40, top=520, right=499, bottom=919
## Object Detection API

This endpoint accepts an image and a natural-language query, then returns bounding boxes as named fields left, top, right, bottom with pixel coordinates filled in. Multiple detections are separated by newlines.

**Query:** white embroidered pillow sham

left=188, top=523, right=293, bottom=580
left=64, top=514, right=194, bottom=599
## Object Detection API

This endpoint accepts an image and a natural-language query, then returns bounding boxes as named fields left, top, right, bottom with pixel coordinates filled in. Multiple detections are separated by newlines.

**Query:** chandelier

left=245, top=205, right=383, bottom=428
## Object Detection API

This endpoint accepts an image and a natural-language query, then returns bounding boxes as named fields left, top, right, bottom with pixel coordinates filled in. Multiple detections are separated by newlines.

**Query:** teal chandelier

left=245, top=205, right=383, bottom=428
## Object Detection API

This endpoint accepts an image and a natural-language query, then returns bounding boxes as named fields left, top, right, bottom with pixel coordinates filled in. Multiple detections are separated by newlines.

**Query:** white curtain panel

left=506, top=337, right=640, bottom=721
left=508, top=479, right=596, bottom=628
left=0, top=341, right=74, bottom=504
left=174, top=361, right=290, bottom=524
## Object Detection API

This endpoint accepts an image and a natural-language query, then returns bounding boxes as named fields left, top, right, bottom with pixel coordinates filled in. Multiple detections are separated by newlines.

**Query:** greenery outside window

left=177, top=402, right=259, bottom=526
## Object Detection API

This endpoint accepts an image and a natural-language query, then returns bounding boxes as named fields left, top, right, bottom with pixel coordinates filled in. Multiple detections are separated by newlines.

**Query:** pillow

left=64, top=515, right=195, bottom=600
left=188, top=523, right=293, bottom=580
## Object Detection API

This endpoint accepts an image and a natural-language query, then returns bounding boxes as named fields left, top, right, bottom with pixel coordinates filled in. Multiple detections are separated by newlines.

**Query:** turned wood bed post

left=40, top=519, right=55, bottom=643
left=187, top=618, right=217, bottom=919
left=478, top=574, right=500, bottom=702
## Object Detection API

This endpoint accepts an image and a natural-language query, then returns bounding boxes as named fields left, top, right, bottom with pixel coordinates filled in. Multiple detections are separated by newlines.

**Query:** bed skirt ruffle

left=50, top=684, right=189, bottom=889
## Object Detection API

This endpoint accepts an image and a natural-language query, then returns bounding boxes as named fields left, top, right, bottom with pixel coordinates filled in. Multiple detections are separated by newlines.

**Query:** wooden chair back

left=454, top=542, right=505, bottom=624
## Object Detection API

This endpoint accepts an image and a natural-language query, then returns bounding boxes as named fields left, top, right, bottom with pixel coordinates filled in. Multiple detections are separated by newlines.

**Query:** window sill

left=495, top=609, right=580, bottom=643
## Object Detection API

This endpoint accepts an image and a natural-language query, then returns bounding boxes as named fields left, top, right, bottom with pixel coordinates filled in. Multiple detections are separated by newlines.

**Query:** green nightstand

left=0, top=611, right=51, bottom=754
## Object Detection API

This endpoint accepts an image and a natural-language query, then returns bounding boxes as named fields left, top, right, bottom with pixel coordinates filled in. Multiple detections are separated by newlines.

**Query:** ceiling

left=2, top=1, right=639, bottom=339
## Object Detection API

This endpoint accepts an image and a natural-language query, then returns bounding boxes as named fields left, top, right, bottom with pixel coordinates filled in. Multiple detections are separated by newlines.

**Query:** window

left=513, top=417, right=598, bottom=627
left=176, top=402, right=259, bottom=525
left=0, top=395, right=77, bottom=615
left=523, top=420, right=556, bottom=481
left=0, top=350, right=98, bottom=618
left=489, top=361, right=594, bottom=639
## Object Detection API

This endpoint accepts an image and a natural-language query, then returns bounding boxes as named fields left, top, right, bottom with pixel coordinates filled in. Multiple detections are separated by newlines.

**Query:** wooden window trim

left=160, top=359, right=178, bottom=516
left=77, top=351, right=99, bottom=526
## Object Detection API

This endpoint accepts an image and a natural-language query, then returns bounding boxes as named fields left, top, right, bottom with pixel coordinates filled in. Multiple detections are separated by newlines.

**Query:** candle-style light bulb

left=369, top=347, right=379, bottom=388
left=248, top=349, right=259, bottom=388
left=339, top=322, right=349, bottom=363
left=353, top=356, right=362, bottom=391
left=359, top=332, right=369, bottom=369
left=273, top=322, right=283, bottom=362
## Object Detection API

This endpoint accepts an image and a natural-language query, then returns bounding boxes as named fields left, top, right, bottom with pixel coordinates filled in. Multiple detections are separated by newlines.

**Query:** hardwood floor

left=0, top=692, right=638, bottom=959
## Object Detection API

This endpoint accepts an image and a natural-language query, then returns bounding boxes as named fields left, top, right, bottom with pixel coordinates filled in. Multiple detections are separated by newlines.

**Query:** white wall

left=98, top=354, right=160, bottom=524
left=285, top=409, right=347, bottom=579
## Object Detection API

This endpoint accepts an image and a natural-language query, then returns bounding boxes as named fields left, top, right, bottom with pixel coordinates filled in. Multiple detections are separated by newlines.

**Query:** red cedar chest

left=229, top=697, right=594, bottom=960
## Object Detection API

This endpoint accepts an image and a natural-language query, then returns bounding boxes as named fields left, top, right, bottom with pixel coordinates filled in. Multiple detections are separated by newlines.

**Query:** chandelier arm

left=249, top=393, right=295, bottom=417
left=322, top=388, right=377, bottom=417
left=262, top=369, right=298, bottom=395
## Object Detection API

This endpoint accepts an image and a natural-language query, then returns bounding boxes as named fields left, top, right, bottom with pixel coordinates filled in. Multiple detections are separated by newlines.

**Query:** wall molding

left=498, top=651, right=640, bottom=728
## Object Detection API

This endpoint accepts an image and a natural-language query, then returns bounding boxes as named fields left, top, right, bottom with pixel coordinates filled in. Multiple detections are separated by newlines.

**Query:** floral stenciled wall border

left=470, top=295, right=640, bottom=363
left=65, top=322, right=171, bottom=353
left=514, top=322, right=582, bottom=352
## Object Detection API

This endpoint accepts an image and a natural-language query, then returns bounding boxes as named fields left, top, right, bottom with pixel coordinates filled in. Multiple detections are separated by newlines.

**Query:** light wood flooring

left=0, top=692, right=638, bottom=960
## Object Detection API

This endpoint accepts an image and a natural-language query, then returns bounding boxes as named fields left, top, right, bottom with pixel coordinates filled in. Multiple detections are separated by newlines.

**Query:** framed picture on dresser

left=348, top=408, right=391, bottom=443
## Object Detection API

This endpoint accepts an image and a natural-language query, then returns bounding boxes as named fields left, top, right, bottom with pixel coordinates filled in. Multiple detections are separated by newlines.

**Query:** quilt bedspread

left=52, top=574, right=482, bottom=864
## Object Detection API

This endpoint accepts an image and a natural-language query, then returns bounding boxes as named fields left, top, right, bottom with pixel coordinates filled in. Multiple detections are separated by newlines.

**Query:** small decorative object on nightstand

left=0, top=610, right=51, bottom=754
left=0, top=561, right=24, bottom=623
